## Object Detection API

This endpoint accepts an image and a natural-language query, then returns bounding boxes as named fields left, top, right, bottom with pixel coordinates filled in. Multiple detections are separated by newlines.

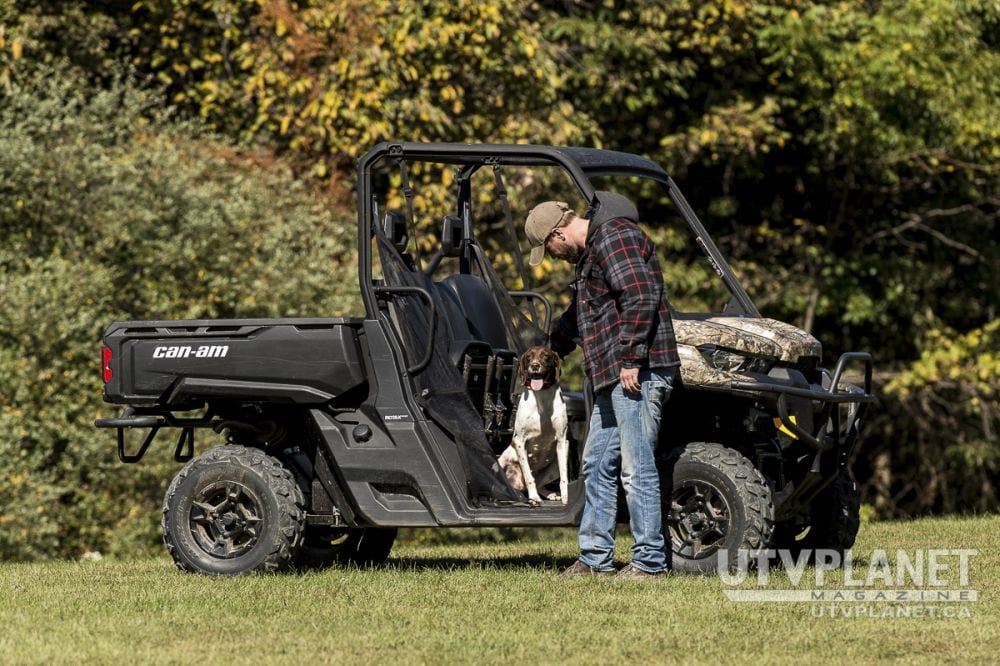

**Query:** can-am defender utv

left=96, top=142, right=874, bottom=575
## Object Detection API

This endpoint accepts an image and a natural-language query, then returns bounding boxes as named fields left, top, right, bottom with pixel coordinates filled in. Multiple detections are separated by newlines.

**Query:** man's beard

left=552, top=245, right=581, bottom=263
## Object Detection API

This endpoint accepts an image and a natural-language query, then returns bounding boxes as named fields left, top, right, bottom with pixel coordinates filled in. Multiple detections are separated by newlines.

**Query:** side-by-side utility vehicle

left=97, top=143, right=873, bottom=575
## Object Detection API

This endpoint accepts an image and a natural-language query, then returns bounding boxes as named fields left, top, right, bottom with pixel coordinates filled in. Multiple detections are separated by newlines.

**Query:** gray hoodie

left=585, top=190, right=640, bottom=244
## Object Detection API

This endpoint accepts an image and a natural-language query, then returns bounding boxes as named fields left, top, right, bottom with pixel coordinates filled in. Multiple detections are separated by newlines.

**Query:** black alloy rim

left=189, top=481, right=264, bottom=558
left=667, top=479, right=731, bottom=559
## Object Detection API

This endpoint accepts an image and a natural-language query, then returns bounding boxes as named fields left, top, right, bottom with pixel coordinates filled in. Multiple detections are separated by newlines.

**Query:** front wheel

left=771, top=471, right=861, bottom=561
left=162, top=445, right=306, bottom=575
left=660, top=442, right=774, bottom=574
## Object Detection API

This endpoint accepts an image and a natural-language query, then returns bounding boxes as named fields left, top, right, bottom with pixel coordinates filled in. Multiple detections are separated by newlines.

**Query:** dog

left=498, top=346, right=570, bottom=505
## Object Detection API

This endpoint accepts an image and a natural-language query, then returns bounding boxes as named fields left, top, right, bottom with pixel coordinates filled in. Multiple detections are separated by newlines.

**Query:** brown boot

left=559, top=560, right=615, bottom=577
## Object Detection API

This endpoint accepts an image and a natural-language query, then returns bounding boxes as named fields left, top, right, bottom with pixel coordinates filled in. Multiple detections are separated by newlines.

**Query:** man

left=525, top=193, right=680, bottom=578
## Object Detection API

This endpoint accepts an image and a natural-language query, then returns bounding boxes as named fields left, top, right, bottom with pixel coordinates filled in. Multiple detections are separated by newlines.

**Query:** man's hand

left=620, top=367, right=640, bottom=394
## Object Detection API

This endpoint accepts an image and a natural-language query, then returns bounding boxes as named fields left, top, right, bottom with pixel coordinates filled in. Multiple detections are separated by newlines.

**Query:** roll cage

left=356, top=142, right=760, bottom=320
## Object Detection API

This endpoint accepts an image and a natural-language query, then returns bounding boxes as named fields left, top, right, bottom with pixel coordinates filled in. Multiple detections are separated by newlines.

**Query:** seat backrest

left=433, top=277, right=475, bottom=344
left=439, top=274, right=510, bottom=351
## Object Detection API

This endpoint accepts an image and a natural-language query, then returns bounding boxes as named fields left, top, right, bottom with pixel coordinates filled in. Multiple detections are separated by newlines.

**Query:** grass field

left=0, top=515, right=996, bottom=665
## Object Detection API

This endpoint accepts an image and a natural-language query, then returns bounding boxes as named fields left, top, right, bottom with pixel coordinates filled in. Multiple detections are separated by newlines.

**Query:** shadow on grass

left=381, top=553, right=575, bottom=572
left=341, top=550, right=875, bottom=574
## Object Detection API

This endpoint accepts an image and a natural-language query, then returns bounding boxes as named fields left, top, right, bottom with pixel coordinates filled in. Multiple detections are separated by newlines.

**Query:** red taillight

left=102, top=346, right=113, bottom=382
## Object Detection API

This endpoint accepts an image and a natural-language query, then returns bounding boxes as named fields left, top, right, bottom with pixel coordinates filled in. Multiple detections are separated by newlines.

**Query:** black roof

left=554, top=146, right=668, bottom=179
left=364, top=142, right=669, bottom=182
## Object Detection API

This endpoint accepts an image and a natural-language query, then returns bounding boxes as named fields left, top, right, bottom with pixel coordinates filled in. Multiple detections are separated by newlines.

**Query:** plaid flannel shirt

left=550, top=217, right=680, bottom=393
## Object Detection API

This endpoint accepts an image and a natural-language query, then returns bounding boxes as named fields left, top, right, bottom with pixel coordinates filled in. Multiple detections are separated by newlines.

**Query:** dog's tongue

left=530, top=378, right=544, bottom=391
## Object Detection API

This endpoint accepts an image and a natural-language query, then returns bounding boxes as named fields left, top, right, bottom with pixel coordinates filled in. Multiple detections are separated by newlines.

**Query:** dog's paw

left=528, top=496, right=543, bottom=507
left=545, top=492, right=561, bottom=501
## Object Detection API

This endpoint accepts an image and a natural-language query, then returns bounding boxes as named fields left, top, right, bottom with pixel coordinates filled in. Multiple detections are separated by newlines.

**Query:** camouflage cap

left=524, top=201, right=573, bottom=266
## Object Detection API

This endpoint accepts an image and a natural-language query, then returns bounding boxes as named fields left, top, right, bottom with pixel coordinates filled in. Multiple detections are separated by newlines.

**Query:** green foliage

left=0, top=71, right=360, bottom=559
left=127, top=0, right=593, bottom=174
left=866, top=321, right=1000, bottom=515
left=753, top=0, right=999, bottom=348
left=542, top=0, right=998, bottom=362
left=0, top=0, right=997, bottom=561
left=0, top=1, right=131, bottom=88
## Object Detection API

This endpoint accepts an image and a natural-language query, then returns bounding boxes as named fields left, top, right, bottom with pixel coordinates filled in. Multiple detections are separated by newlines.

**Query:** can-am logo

left=153, top=345, right=229, bottom=359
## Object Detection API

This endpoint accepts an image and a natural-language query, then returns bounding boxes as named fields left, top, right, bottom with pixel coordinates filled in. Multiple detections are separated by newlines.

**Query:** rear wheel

left=296, top=526, right=397, bottom=569
left=162, top=445, right=306, bottom=575
left=660, top=442, right=774, bottom=574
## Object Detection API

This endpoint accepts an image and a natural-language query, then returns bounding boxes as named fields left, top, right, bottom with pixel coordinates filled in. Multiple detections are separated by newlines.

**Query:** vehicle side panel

left=103, top=318, right=367, bottom=404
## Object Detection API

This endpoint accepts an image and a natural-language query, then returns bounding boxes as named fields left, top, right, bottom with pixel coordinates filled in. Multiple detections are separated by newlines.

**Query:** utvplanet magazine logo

left=719, top=549, right=978, bottom=619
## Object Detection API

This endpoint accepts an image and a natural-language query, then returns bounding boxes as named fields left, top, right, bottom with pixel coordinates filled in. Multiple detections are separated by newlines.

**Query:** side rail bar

left=509, top=290, right=552, bottom=333
left=373, top=285, right=437, bottom=375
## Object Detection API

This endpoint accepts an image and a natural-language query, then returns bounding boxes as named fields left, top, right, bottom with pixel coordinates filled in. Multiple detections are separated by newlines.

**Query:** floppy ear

left=517, top=351, right=529, bottom=386
left=546, top=348, right=561, bottom=384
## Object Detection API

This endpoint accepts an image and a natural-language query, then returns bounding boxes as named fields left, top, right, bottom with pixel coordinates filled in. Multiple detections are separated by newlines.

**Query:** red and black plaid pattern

left=551, top=217, right=680, bottom=392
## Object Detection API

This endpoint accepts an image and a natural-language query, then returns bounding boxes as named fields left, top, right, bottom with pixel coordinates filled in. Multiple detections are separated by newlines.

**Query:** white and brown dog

left=498, top=346, right=570, bottom=505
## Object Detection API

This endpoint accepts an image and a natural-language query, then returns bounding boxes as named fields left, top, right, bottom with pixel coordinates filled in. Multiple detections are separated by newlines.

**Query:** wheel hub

left=189, top=482, right=264, bottom=559
left=666, top=480, right=731, bottom=560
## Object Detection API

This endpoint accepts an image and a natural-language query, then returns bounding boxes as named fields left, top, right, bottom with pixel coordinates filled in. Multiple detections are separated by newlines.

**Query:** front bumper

left=731, top=352, right=874, bottom=452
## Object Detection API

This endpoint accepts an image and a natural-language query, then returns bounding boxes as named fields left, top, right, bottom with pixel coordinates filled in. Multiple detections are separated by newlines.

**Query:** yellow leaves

left=12, top=39, right=23, bottom=60
left=288, top=78, right=312, bottom=96
left=886, top=322, right=1000, bottom=397
left=302, top=98, right=320, bottom=119
left=116, top=0, right=584, bottom=167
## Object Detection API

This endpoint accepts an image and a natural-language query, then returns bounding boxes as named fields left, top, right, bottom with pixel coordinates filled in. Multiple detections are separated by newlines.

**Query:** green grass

left=1, top=516, right=997, bottom=665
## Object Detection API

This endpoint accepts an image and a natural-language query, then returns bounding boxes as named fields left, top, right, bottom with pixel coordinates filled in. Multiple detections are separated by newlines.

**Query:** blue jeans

left=578, top=367, right=676, bottom=573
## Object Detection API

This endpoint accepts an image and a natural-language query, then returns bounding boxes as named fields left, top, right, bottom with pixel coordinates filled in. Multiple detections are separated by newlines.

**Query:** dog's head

left=519, top=346, right=561, bottom=392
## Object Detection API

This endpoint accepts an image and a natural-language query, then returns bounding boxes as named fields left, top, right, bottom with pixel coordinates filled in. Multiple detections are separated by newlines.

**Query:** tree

left=126, top=0, right=593, bottom=175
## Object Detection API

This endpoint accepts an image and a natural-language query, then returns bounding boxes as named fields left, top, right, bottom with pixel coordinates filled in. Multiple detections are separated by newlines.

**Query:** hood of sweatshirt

left=585, top=190, right=640, bottom=244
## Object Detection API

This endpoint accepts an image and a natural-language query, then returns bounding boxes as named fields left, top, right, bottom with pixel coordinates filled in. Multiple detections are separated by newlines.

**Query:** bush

left=0, top=70, right=360, bottom=560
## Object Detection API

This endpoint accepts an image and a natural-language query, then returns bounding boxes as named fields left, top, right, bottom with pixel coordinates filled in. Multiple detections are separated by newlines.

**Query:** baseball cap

left=525, top=201, right=573, bottom=266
